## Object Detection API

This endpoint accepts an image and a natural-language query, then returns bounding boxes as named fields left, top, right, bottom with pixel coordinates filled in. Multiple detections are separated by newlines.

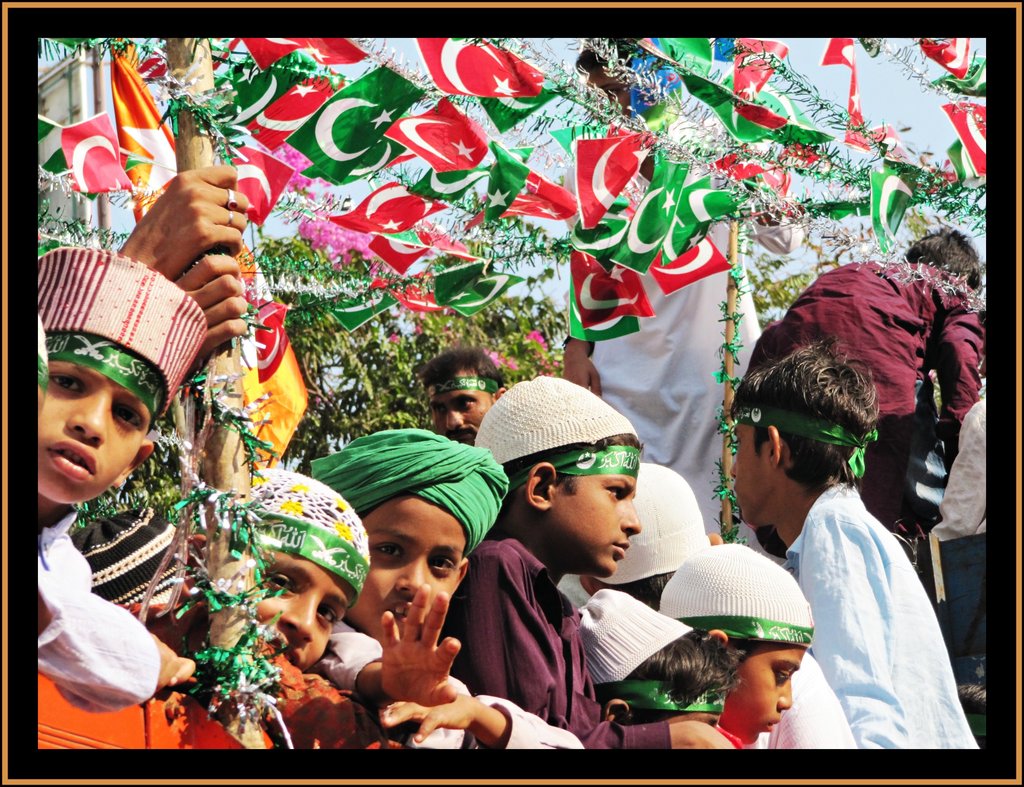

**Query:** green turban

left=310, top=429, right=509, bottom=554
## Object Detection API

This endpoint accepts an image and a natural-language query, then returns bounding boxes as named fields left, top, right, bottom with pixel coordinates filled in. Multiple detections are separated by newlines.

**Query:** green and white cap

left=38, top=313, right=48, bottom=391
left=251, top=468, right=370, bottom=604
left=661, top=544, right=814, bottom=646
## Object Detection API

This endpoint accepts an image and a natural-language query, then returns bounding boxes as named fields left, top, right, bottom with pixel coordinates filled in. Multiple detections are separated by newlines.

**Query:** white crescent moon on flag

left=349, top=141, right=398, bottom=178
left=660, top=239, right=714, bottom=275
left=395, top=118, right=455, bottom=165
left=234, top=76, right=279, bottom=124
left=660, top=216, right=689, bottom=261
left=687, top=189, right=715, bottom=223
left=947, top=38, right=969, bottom=72
left=236, top=163, right=274, bottom=205
left=879, top=176, right=912, bottom=236
left=497, top=96, right=537, bottom=110
left=963, top=110, right=986, bottom=155
left=439, top=39, right=473, bottom=94
left=571, top=220, right=628, bottom=251
left=591, top=138, right=631, bottom=211
left=840, top=43, right=854, bottom=68
left=429, top=169, right=486, bottom=195
left=381, top=236, right=426, bottom=255
left=366, top=184, right=414, bottom=217
left=71, top=134, right=120, bottom=189
left=315, top=97, right=376, bottom=162
left=586, top=313, right=630, bottom=331
left=624, top=187, right=665, bottom=255
left=255, top=111, right=316, bottom=133
left=579, top=273, right=638, bottom=311
left=453, top=274, right=511, bottom=308
left=265, top=38, right=302, bottom=46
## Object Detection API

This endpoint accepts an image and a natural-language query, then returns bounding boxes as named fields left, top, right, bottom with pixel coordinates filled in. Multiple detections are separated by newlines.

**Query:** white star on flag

left=380, top=219, right=403, bottom=231
left=492, top=76, right=516, bottom=96
left=453, top=139, right=476, bottom=158
left=487, top=189, right=509, bottom=208
left=662, top=188, right=677, bottom=216
left=371, top=108, right=395, bottom=128
left=293, top=83, right=317, bottom=97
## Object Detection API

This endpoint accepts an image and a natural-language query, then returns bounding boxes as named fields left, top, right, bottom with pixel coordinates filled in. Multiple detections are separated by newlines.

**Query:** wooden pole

left=92, top=48, right=110, bottom=231
left=720, top=220, right=740, bottom=540
left=165, top=38, right=264, bottom=749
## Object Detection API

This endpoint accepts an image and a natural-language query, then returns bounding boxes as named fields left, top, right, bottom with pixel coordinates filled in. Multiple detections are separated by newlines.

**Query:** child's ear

left=523, top=463, right=558, bottom=510
left=603, top=698, right=632, bottom=723
left=112, top=436, right=156, bottom=488
left=708, top=629, right=730, bottom=646
left=765, top=426, right=787, bottom=468
left=455, top=556, right=470, bottom=587
left=494, top=387, right=507, bottom=401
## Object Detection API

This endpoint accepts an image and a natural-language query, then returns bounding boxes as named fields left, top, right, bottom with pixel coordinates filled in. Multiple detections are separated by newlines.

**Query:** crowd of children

left=37, top=155, right=984, bottom=752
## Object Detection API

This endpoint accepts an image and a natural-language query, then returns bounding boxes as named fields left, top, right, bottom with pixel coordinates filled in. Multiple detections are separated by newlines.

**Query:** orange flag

left=239, top=253, right=308, bottom=468
left=111, top=44, right=177, bottom=219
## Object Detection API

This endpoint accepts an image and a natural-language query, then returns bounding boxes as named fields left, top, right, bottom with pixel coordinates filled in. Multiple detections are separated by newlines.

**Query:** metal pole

left=93, top=48, right=110, bottom=231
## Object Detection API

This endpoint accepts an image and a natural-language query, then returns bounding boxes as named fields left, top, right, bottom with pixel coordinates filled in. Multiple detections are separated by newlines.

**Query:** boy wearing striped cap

left=37, top=246, right=207, bottom=712
left=443, top=375, right=732, bottom=748
left=729, top=339, right=976, bottom=748
left=660, top=543, right=816, bottom=747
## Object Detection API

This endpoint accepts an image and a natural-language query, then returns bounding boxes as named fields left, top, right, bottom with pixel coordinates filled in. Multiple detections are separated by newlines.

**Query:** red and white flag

left=243, top=38, right=366, bottom=70
left=733, top=38, right=789, bottom=101
left=575, top=132, right=647, bottom=229
left=369, top=232, right=431, bottom=275
left=61, top=114, right=134, bottom=193
left=940, top=102, right=986, bottom=176
left=416, top=38, right=543, bottom=97
left=387, top=277, right=445, bottom=313
left=869, top=124, right=911, bottom=163
left=247, top=77, right=335, bottom=151
left=650, top=237, right=730, bottom=295
left=417, top=221, right=478, bottom=260
left=330, top=182, right=447, bottom=234
left=920, top=38, right=971, bottom=79
left=231, top=146, right=296, bottom=225
left=820, top=38, right=871, bottom=152
left=503, top=171, right=577, bottom=220
left=384, top=97, right=489, bottom=172
left=570, top=251, right=654, bottom=328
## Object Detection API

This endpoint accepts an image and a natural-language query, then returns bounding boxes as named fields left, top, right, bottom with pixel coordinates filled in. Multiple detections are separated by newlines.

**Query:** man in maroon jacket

left=746, top=229, right=983, bottom=549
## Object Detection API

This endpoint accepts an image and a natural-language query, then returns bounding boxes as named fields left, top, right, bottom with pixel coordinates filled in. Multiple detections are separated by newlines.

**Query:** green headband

left=46, top=331, right=164, bottom=418
left=427, top=376, right=500, bottom=397
left=39, top=354, right=49, bottom=391
left=965, top=713, right=986, bottom=738
left=681, top=615, right=814, bottom=646
left=257, top=515, right=370, bottom=604
left=733, top=404, right=878, bottom=478
left=507, top=445, right=641, bottom=490
left=595, top=680, right=726, bottom=714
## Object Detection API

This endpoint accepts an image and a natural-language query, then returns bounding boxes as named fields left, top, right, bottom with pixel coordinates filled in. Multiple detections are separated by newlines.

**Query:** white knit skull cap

left=605, top=463, right=709, bottom=585
left=580, top=589, right=692, bottom=684
left=475, top=376, right=637, bottom=465
left=660, top=544, right=814, bottom=645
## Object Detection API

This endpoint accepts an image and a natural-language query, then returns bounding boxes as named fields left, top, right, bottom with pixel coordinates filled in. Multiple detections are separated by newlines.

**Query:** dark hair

left=958, top=683, right=986, bottom=748
left=733, top=339, right=879, bottom=490
left=609, top=571, right=674, bottom=611
left=620, top=630, right=740, bottom=724
left=417, top=346, right=505, bottom=391
left=496, top=433, right=642, bottom=519
left=575, top=41, right=639, bottom=77
left=905, top=228, right=982, bottom=290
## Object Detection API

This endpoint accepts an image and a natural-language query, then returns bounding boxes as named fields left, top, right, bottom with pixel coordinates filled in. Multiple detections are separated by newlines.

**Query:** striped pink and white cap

left=38, top=247, right=207, bottom=415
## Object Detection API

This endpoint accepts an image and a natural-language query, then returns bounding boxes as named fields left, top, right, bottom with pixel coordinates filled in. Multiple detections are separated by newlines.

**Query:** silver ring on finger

left=226, top=210, right=235, bottom=228
left=226, top=188, right=239, bottom=211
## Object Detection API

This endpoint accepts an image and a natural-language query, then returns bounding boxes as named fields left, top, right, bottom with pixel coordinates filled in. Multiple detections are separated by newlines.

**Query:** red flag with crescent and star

left=384, top=97, right=489, bottom=173
left=247, top=77, right=336, bottom=151
left=650, top=236, right=730, bottom=295
left=61, top=114, right=134, bottom=193
left=575, top=132, right=647, bottom=230
left=231, top=146, right=296, bottom=225
left=330, top=182, right=446, bottom=234
left=569, top=251, right=654, bottom=328
left=416, top=38, right=544, bottom=97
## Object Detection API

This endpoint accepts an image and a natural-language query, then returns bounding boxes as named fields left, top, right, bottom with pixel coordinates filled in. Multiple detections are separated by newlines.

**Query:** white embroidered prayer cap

left=580, top=589, right=692, bottom=684
left=605, top=463, right=709, bottom=585
left=475, top=375, right=636, bottom=465
left=660, top=544, right=814, bottom=645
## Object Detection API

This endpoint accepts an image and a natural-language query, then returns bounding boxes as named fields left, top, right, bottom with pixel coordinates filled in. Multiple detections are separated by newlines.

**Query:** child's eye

left=113, top=403, right=144, bottom=428
left=51, top=374, right=81, bottom=392
left=267, top=573, right=294, bottom=592
left=775, top=670, right=793, bottom=687
left=375, top=543, right=400, bottom=557
left=430, top=556, right=456, bottom=575
left=319, top=605, right=341, bottom=625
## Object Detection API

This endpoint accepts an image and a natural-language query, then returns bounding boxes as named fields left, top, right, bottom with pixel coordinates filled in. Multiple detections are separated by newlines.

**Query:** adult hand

left=153, top=634, right=196, bottom=691
left=379, top=584, right=461, bottom=708
left=176, top=254, right=249, bottom=360
left=562, top=338, right=602, bottom=395
left=120, top=165, right=251, bottom=281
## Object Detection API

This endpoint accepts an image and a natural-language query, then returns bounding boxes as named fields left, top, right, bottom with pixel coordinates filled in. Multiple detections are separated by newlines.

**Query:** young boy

left=418, top=346, right=507, bottom=445
left=37, top=246, right=207, bottom=711
left=659, top=543, right=816, bottom=747
left=729, top=339, right=977, bottom=748
left=579, top=589, right=739, bottom=732
left=443, top=375, right=732, bottom=748
left=311, top=428, right=582, bottom=748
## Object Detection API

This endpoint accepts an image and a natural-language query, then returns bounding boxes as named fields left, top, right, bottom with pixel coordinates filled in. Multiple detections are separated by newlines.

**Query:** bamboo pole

left=720, top=220, right=740, bottom=540
left=165, top=38, right=264, bottom=749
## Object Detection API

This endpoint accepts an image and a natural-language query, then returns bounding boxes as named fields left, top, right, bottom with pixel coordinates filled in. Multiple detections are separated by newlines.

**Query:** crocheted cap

left=37, top=247, right=207, bottom=416
left=580, top=589, right=692, bottom=684
left=251, top=468, right=370, bottom=604
left=71, top=508, right=178, bottom=606
left=605, top=463, right=709, bottom=585
left=475, top=376, right=637, bottom=465
left=660, top=544, right=814, bottom=645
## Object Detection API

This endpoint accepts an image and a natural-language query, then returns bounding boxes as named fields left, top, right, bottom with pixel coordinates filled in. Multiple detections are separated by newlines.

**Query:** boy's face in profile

left=37, top=361, right=154, bottom=527
left=731, top=424, right=775, bottom=529
left=257, top=551, right=355, bottom=672
left=545, top=473, right=641, bottom=579
left=718, top=640, right=805, bottom=744
left=345, top=495, right=469, bottom=645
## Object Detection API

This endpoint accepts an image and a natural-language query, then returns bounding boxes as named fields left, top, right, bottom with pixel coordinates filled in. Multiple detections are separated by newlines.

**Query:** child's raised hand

left=153, top=634, right=196, bottom=692
left=381, top=695, right=511, bottom=748
left=379, top=584, right=461, bottom=707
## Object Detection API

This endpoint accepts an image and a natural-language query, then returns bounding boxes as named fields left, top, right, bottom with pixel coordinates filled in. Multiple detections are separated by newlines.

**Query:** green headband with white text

left=595, top=680, right=726, bottom=714
left=733, top=404, right=878, bottom=478
left=507, top=445, right=641, bottom=490
left=681, top=614, right=814, bottom=645
left=427, top=376, right=499, bottom=397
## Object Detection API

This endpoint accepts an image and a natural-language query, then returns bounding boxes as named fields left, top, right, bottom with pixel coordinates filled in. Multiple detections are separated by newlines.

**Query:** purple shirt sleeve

left=445, top=537, right=670, bottom=748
